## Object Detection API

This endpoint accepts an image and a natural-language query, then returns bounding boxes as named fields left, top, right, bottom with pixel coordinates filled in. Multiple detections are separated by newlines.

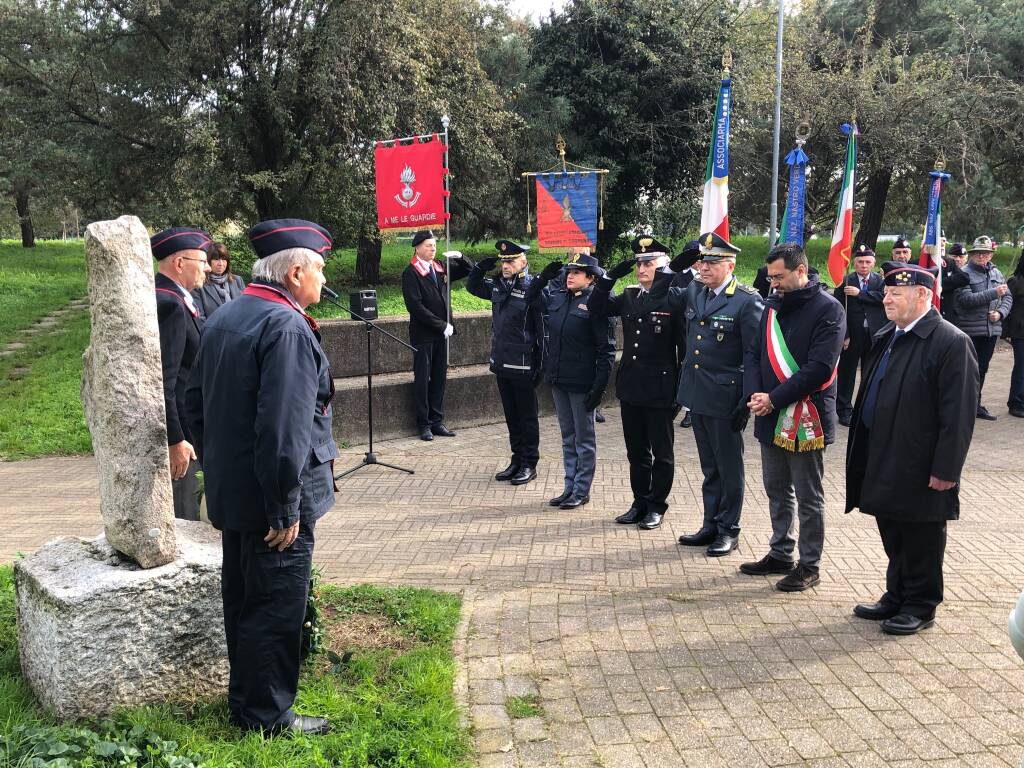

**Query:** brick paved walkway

left=2, top=344, right=1024, bottom=766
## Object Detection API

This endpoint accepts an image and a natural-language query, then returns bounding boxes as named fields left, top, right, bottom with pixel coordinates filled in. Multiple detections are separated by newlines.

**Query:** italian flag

left=701, top=77, right=732, bottom=239
left=827, top=123, right=858, bottom=286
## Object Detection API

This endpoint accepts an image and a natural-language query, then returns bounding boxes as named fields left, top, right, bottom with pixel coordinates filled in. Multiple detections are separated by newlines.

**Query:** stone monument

left=15, top=215, right=228, bottom=718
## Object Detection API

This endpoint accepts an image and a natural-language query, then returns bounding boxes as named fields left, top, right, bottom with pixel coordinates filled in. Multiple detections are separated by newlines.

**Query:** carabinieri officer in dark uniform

left=467, top=240, right=544, bottom=486
left=185, top=218, right=338, bottom=736
left=676, top=233, right=764, bottom=556
left=152, top=226, right=212, bottom=521
left=589, top=236, right=685, bottom=530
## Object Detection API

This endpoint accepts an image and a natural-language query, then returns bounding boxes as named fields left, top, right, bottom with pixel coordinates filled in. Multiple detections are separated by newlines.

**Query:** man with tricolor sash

left=742, top=243, right=845, bottom=592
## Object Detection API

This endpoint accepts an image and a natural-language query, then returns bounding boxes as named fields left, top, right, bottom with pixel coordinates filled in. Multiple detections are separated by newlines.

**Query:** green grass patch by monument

left=0, top=566, right=472, bottom=767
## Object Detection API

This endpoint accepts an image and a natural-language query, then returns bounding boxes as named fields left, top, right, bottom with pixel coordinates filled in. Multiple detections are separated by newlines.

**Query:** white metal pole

left=769, top=0, right=785, bottom=244
left=441, top=114, right=452, bottom=365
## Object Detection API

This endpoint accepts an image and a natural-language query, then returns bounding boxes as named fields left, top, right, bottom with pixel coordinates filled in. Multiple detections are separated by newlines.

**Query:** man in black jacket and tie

left=401, top=230, right=472, bottom=441
left=834, top=245, right=887, bottom=426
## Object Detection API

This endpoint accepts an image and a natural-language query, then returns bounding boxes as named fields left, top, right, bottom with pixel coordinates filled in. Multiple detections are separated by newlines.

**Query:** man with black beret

left=891, top=236, right=913, bottom=263
left=401, top=230, right=472, bottom=441
left=185, top=218, right=337, bottom=735
left=152, top=226, right=212, bottom=521
left=833, top=244, right=886, bottom=426
left=846, top=261, right=978, bottom=635
left=467, top=239, right=544, bottom=485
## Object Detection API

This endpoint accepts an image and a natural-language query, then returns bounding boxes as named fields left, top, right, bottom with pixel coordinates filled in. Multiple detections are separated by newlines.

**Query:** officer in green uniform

left=675, top=233, right=764, bottom=556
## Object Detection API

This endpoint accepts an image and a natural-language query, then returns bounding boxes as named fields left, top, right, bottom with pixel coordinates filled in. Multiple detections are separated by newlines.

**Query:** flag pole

left=768, top=0, right=785, bottom=245
left=441, top=114, right=452, bottom=365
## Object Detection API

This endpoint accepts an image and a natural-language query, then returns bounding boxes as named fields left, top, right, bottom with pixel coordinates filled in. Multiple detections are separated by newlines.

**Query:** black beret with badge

left=631, top=235, right=670, bottom=262
left=892, top=236, right=912, bottom=251
left=698, top=231, right=741, bottom=262
left=947, top=242, right=966, bottom=257
left=411, top=230, right=436, bottom=248
left=150, top=227, right=212, bottom=260
left=248, top=218, right=333, bottom=258
left=854, top=243, right=876, bottom=259
left=495, top=239, right=530, bottom=259
left=881, top=261, right=937, bottom=287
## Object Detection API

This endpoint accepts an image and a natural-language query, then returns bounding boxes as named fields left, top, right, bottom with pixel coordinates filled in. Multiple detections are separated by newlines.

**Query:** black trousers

left=970, top=335, right=998, bottom=398
left=836, top=324, right=872, bottom=419
left=221, top=520, right=316, bottom=730
left=412, top=338, right=448, bottom=429
left=691, top=413, right=744, bottom=536
left=496, top=376, right=539, bottom=467
left=620, top=401, right=675, bottom=516
left=875, top=517, right=946, bottom=620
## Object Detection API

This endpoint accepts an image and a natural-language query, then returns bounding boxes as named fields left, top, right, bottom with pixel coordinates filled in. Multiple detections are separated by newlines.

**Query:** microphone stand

left=320, top=287, right=416, bottom=479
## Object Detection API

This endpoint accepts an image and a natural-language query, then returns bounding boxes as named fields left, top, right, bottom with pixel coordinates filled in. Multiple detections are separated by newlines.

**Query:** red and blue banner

left=919, top=169, right=951, bottom=308
left=535, top=172, right=599, bottom=251
left=374, top=136, right=449, bottom=232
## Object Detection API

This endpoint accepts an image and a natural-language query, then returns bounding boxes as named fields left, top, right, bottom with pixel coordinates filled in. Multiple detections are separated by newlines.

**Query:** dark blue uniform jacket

left=155, top=273, right=203, bottom=445
left=185, top=280, right=338, bottom=532
left=467, top=267, right=544, bottom=380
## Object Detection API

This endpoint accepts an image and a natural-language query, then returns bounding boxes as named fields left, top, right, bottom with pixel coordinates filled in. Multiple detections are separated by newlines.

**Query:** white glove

left=442, top=250, right=463, bottom=259
left=443, top=323, right=454, bottom=338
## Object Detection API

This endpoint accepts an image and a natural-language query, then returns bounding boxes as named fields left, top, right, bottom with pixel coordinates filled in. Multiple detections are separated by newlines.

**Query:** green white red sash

left=764, top=307, right=836, bottom=452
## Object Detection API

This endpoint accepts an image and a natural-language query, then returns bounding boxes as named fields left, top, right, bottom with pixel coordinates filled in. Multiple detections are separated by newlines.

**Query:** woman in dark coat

left=846, top=262, right=979, bottom=635
left=192, top=242, right=245, bottom=319
left=1003, top=251, right=1024, bottom=417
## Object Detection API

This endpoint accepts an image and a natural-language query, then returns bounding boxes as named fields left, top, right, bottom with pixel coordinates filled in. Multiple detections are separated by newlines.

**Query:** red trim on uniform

left=410, top=256, right=445, bottom=278
left=243, top=284, right=320, bottom=333
left=155, top=287, right=198, bottom=317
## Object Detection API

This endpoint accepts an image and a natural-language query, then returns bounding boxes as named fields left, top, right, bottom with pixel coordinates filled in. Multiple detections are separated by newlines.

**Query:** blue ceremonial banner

left=536, top=172, right=599, bottom=251
left=922, top=170, right=951, bottom=251
left=779, top=145, right=809, bottom=247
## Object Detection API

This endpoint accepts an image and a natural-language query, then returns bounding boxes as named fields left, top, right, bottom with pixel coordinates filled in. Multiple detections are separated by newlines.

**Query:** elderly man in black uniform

left=890, top=236, right=913, bottom=263
left=588, top=236, right=685, bottom=530
left=847, top=262, right=979, bottom=635
left=152, top=227, right=212, bottom=521
left=834, top=244, right=886, bottom=427
left=467, top=240, right=544, bottom=486
left=675, top=233, right=764, bottom=556
left=185, top=218, right=337, bottom=735
left=401, top=229, right=472, bottom=441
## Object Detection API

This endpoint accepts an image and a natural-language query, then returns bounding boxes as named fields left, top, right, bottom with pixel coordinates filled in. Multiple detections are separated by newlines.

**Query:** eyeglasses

left=179, top=257, right=209, bottom=265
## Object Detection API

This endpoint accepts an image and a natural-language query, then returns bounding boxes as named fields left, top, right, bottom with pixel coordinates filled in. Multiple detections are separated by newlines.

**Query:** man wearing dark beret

left=467, top=239, right=544, bottom=484
left=846, top=262, right=979, bottom=635
left=151, top=226, right=212, bottom=520
left=833, top=244, right=886, bottom=426
left=401, top=230, right=472, bottom=441
left=890, top=236, right=913, bottom=263
left=185, top=218, right=337, bottom=734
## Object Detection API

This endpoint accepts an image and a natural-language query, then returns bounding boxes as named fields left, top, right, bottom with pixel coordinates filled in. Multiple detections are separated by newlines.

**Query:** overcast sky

left=503, top=0, right=566, bottom=22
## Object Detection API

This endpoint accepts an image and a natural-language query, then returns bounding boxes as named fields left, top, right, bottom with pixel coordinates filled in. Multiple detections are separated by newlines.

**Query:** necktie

left=861, top=278, right=868, bottom=292
left=861, top=329, right=905, bottom=430
left=428, top=266, right=438, bottom=285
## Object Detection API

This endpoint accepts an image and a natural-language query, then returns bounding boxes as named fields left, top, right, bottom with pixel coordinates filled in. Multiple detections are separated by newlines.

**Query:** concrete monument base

left=15, top=520, right=228, bottom=718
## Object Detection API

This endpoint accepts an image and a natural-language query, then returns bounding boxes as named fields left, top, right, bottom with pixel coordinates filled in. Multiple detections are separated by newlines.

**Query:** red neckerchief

left=410, top=256, right=445, bottom=278
left=243, top=283, right=320, bottom=333
left=155, top=287, right=198, bottom=318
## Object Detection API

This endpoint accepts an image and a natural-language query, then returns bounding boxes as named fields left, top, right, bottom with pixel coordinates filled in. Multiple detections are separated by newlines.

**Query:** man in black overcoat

left=834, top=244, right=886, bottom=426
left=185, top=219, right=338, bottom=734
left=846, top=261, right=979, bottom=635
left=151, top=227, right=212, bottom=520
left=400, top=230, right=472, bottom=441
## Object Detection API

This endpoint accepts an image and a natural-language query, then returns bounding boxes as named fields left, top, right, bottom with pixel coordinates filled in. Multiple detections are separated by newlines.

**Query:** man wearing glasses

left=151, top=226, right=212, bottom=520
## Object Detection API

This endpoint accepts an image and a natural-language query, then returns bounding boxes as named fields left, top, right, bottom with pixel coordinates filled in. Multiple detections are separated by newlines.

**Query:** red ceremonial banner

left=374, top=137, right=449, bottom=232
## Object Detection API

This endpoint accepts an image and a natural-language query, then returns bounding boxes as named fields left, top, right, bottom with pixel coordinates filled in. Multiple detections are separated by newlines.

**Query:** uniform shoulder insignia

left=736, top=283, right=757, bottom=294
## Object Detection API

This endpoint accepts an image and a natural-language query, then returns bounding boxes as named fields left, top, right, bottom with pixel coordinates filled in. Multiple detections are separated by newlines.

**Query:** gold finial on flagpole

left=934, top=154, right=946, bottom=172
left=555, top=134, right=567, bottom=172
left=795, top=119, right=811, bottom=147
left=722, top=48, right=732, bottom=75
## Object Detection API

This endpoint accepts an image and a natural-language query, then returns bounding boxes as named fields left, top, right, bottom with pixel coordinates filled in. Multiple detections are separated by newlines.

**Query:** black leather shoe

left=430, top=423, right=456, bottom=437
left=679, top=412, right=692, bottom=428
left=776, top=564, right=820, bottom=592
left=495, top=463, right=520, bottom=481
left=881, top=613, right=934, bottom=635
left=287, top=715, right=331, bottom=735
left=853, top=601, right=900, bottom=621
left=509, top=466, right=537, bottom=485
left=677, top=527, right=716, bottom=546
left=1010, top=407, right=1024, bottom=418
left=419, top=428, right=434, bottom=441
left=615, top=505, right=645, bottom=524
left=549, top=490, right=572, bottom=507
left=739, top=554, right=795, bottom=575
left=838, top=415, right=852, bottom=427
left=637, top=511, right=663, bottom=530
left=706, top=535, right=738, bottom=557
left=976, top=405, right=997, bottom=421
left=559, top=494, right=590, bottom=510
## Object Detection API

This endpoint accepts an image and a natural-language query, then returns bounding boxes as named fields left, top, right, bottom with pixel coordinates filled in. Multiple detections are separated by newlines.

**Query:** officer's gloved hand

left=730, top=401, right=751, bottom=433
left=583, top=390, right=603, bottom=412
left=669, top=240, right=701, bottom=273
left=539, top=260, right=564, bottom=283
left=443, top=323, right=454, bottom=338
left=605, top=257, right=638, bottom=282
left=476, top=256, right=499, bottom=273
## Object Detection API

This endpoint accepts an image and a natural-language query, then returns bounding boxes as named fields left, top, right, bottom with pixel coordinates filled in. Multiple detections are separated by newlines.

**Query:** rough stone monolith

left=80, top=215, right=176, bottom=568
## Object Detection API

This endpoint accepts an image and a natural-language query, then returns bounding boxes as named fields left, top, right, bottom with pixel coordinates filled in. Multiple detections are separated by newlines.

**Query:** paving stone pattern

left=2, top=343, right=1024, bottom=766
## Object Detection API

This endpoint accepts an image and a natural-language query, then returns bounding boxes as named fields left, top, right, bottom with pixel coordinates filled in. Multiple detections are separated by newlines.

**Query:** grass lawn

left=0, top=566, right=472, bottom=767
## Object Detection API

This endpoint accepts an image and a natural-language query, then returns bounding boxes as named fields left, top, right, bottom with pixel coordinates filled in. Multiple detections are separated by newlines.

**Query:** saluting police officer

left=589, top=236, right=685, bottom=530
left=676, top=233, right=764, bottom=556
left=467, top=240, right=545, bottom=486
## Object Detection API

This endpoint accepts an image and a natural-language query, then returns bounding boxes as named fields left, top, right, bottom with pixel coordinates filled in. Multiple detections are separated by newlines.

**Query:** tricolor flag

left=701, top=75, right=732, bottom=239
left=827, top=123, right=858, bottom=286
left=918, top=169, right=951, bottom=309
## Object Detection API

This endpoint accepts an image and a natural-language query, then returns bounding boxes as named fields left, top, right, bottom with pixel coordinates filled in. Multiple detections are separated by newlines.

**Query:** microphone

left=321, top=285, right=340, bottom=300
